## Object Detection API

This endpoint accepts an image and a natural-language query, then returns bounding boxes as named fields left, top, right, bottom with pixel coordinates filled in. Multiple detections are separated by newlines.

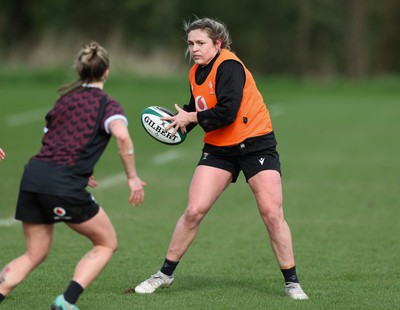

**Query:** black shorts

left=197, top=146, right=281, bottom=183
left=15, top=190, right=100, bottom=224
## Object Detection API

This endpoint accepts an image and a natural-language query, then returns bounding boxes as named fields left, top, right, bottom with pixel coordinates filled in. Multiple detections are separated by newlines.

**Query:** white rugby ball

left=141, top=106, right=186, bottom=145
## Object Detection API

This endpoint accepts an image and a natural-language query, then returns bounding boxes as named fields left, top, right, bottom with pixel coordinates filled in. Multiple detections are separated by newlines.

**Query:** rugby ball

left=141, top=106, right=186, bottom=145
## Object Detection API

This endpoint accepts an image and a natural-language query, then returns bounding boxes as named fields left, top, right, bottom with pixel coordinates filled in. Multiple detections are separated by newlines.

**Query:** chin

left=193, top=59, right=204, bottom=65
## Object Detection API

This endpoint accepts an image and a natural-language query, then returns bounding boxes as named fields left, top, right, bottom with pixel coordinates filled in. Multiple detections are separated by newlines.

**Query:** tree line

left=1, top=0, right=399, bottom=78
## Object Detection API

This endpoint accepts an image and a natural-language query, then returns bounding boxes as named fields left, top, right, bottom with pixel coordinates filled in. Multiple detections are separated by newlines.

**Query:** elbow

left=116, top=133, right=131, bottom=147
left=225, top=115, right=236, bottom=125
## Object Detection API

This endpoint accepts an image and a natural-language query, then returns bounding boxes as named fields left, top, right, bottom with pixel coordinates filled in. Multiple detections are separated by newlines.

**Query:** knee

left=97, top=235, right=118, bottom=254
left=108, top=236, right=118, bottom=253
left=261, top=210, right=284, bottom=232
left=96, top=239, right=117, bottom=258
left=111, top=239, right=118, bottom=253
left=183, top=206, right=205, bottom=225
left=26, top=250, right=48, bottom=267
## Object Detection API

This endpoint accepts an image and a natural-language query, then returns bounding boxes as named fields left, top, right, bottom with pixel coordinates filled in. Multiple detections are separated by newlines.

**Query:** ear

left=216, top=39, right=222, bottom=49
left=103, top=69, right=109, bottom=81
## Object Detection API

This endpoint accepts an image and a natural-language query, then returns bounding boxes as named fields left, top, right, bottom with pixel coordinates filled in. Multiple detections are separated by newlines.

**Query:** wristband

left=121, top=148, right=134, bottom=155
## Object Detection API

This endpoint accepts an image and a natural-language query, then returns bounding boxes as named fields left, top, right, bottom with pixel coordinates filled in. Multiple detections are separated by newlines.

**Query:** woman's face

left=187, top=29, right=221, bottom=66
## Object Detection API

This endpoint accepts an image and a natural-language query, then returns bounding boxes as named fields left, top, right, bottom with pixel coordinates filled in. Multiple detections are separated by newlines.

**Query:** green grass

left=0, top=71, right=399, bottom=309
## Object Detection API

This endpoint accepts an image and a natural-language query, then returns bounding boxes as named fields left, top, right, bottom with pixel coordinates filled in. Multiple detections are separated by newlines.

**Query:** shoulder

left=218, top=49, right=244, bottom=71
left=99, top=92, right=123, bottom=110
left=217, top=60, right=245, bottom=80
left=219, top=59, right=244, bottom=71
left=101, top=92, right=127, bottom=133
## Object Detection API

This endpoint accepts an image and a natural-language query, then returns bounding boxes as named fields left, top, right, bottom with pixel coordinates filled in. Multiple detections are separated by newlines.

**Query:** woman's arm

left=108, top=119, right=146, bottom=206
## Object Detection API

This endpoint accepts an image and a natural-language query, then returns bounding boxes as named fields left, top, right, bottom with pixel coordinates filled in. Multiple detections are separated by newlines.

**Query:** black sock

left=281, top=266, right=299, bottom=284
left=160, top=258, right=179, bottom=276
left=64, top=281, right=84, bottom=305
left=0, top=293, right=5, bottom=303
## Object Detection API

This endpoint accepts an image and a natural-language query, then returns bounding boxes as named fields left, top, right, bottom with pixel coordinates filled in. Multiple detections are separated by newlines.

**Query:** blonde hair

left=184, top=17, right=232, bottom=51
left=58, top=41, right=109, bottom=95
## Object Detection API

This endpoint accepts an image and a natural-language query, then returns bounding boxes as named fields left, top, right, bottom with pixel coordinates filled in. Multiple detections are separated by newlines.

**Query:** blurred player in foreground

left=133, top=17, right=308, bottom=300
left=0, top=41, right=146, bottom=309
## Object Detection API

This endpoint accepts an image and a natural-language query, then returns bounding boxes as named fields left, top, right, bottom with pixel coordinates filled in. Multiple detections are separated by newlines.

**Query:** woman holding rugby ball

left=0, top=41, right=146, bottom=309
left=133, top=17, right=308, bottom=300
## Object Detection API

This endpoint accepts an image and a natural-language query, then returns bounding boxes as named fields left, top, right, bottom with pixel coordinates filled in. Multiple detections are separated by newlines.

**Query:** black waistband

left=202, top=131, right=277, bottom=156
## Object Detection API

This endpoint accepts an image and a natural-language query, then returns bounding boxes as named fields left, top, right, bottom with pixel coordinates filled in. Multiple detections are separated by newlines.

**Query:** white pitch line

left=153, top=149, right=181, bottom=165
left=5, top=107, right=50, bottom=127
left=0, top=217, right=18, bottom=227
left=96, top=173, right=126, bottom=189
left=94, top=150, right=182, bottom=189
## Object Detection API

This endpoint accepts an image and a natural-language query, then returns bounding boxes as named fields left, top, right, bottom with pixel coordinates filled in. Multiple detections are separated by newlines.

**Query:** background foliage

left=1, top=0, right=399, bottom=77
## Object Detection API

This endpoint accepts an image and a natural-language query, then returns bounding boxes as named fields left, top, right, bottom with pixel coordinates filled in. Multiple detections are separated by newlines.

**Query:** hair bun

left=80, top=41, right=100, bottom=64
left=89, top=41, right=98, bottom=52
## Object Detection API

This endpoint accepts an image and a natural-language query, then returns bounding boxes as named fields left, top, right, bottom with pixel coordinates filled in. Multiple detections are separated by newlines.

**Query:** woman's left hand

left=162, top=104, right=194, bottom=136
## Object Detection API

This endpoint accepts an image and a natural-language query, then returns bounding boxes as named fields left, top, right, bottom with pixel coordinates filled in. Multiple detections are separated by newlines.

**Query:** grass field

left=0, top=70, right=399, bottom=309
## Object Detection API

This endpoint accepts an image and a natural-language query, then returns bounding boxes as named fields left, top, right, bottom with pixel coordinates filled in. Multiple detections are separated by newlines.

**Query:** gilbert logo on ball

left=141, top=106, right=186, bottom=145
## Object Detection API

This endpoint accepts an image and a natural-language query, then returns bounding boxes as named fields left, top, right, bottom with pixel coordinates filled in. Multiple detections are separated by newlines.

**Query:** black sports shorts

left=197, top=146, right=281, bottom=183
left=15, top=190, right=100, bottom=224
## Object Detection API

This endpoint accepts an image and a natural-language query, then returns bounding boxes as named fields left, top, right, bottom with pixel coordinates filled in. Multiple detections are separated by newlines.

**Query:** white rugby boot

left=285, top=282, right=309, bottom=300
left=135, top=271, right=174, bottom=294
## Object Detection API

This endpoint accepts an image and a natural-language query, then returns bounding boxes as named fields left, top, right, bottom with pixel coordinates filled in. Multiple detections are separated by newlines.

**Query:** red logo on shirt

left=195, top=96, right=207, bottom=111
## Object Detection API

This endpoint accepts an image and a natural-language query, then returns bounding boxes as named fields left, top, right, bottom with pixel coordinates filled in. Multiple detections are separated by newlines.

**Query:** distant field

left=0, top=71, right=399, bottom=309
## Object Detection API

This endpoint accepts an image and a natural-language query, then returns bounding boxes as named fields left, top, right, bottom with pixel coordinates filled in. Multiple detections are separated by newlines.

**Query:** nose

left=192, top=44, right=200, bottom=52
